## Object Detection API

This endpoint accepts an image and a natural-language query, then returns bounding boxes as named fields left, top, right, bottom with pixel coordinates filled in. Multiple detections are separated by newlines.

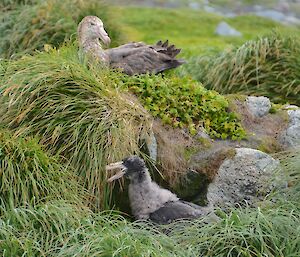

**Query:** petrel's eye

left=90, top=22, right=96, bottom=26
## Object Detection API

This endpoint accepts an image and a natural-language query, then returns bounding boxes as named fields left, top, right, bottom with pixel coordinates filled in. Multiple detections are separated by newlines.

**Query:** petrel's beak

left=99, top=27, right=111, bottom=47
left=106, top=161, right=126, bottom=182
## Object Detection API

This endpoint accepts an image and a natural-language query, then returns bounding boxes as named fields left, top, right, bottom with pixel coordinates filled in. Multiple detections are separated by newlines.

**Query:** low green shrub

left=183, top=33, right=300, bottom=105
left=0, top=129, right=82, bottom=209
left=125, top=74, right=246, bottom=140
left=0, top=44, right=151, bottom=210
left=0, top=0, right=125, bottom=58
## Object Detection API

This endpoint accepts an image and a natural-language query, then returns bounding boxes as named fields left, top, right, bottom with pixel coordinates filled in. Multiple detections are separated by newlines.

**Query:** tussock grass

left=0, top=202, right=91, bottom=256
left=184, top=33, right=300, bottom=105
left=0, top=202, right=189, bottom=257
left=167, top=207, right=300, bottom=257
left=0, top=0, right=39, bottom=10
left=277, top=150, right=300, bottom=206
left=0, top=44, right=152, bottom=210
left=0, top=129, right=83, bottom=209
left=0, top=59, right=8, bottom=80
left=0, top=0, right=125, bottom=58
left=1, top=0, right=39, bottom=5
left=0, top=150, right=299, bottom=256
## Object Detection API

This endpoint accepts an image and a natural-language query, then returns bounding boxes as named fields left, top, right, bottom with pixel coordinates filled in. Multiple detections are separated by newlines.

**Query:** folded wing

left=106, top=40, right=185, bottom=75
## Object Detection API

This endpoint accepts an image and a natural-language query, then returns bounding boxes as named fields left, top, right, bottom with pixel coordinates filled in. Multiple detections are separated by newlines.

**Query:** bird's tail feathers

left=156, top=39, right=182, bottom=58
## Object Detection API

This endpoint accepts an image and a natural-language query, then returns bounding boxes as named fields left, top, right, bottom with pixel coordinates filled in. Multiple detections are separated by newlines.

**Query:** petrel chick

left=106, top=156, right=214, bottom=224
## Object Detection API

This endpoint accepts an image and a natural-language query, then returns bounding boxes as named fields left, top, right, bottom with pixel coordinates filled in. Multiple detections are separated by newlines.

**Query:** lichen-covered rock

left=215, top=21, right=242, bottom=36
left=146, top=131, right=158, bottom=161
left=173, top=146, right=235, bottom=205
left=207, top=148, right=281, bottom=209
left=246, top=96, right=271, bottom=117
left=282, top=107, right=300, bottom=148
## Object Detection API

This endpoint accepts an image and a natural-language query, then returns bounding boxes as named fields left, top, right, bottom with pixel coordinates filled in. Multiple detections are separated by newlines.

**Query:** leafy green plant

left=0, top=0, right=125, bottom=58
left=0, top=129, right=82, bottom=209
left=0, top=44, right=151, bottom=210
left=125, top=74, right=246, bottom=140
left=184, top=33, right=300, bottom=105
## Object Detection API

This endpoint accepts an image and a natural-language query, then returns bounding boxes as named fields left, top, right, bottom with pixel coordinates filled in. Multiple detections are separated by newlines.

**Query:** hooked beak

left=106, top=161, right=127, bottom=182
left=99, top=27, right=111, bottom=47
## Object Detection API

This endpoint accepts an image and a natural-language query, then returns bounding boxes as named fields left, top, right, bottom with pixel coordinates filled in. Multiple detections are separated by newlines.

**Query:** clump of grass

left=184, top=33, right=300, bottom=105
left=276, top=150, right=300, bottom=207
left=0, top=43, right=151, bottom=210
left=0, top=129, right=82, bottom=209
left=0, top=201, right=92, bottom=256
left=0, top=59, right=8, bottom=79
left=0, top=0, right=125, bottom=58
left=1, top=0, right=39, bottom=5
left=0, top=150, right=299, bottom=256
left=0, top=202, right=190, bottom=256
left=167, top=207, right=300, bottom=257
left=125, top=74, right=246, bottom=140
left=0, top=0, right=39, bottom=10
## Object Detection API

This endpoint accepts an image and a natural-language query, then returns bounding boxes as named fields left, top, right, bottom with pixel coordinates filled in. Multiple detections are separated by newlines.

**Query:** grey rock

left=207, top=148, right=280, bottom=209
left=276, top=0, right=290, bottom=13
left=255, top=10, right=286, bottom=22
left=215, top=21, right=242, bottom=36
left=282, top=108, right=300, bottom=148
left=189, top=2, right=200, bottom=10
left=283, top=16, right=300, bottom=25
left=285, top=125, right=300, bottom=147
left=164, top=2, right=181, bottom=8
left=204, top=5, right=217, bottom=14
left=224, top=12, right=237, bottom=18
left=246, top=96, right=271, bottom=117
left=288, top=109, right=300, bottom=126
left=283, top=105, right=299, bottom=110
left=253, top=5, right=263, bottom=12
left=146, top=131, right=158, bottom=161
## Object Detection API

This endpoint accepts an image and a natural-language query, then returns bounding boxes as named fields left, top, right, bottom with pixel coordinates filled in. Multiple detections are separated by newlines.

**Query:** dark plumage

left=106, top=156, right=214, bottom=224
left=78, top=16, right=185, bottom=75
